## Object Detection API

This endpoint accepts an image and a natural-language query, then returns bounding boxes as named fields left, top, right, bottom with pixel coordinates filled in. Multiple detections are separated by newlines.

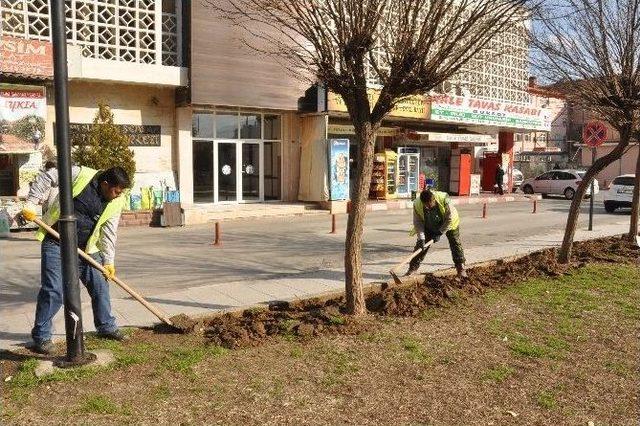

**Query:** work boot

left=456, top=264, right=468, bottom=279
left=96, top=329, right=127, bottom=342
left=30, top=340, right=54, bottom=355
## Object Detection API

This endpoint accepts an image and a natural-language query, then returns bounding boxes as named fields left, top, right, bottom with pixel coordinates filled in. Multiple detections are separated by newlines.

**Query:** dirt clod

left=166, top=314, right=200, bottom=333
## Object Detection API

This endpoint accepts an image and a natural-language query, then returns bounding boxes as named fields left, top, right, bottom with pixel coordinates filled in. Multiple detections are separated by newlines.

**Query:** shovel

left=31, top=217, right=174, bottom=327
left=389, top=240, right=434, bottom=285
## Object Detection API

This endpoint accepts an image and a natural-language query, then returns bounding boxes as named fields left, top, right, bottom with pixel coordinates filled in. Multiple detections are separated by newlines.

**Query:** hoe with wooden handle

left=389, top=240, right=434, bottom=285
left=31, top=216, right=174, bottom=327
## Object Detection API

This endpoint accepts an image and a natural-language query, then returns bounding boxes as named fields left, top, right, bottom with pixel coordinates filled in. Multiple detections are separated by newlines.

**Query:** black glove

left=417, top=238, right=426, bottom=250
left=432, top=232, right=442, bottom=243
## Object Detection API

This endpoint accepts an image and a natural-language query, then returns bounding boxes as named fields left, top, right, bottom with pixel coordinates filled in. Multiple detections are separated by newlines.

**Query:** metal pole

left=51, top=2, right=85, bottom=364
left=588, top=148, right=595, bottom=231
left=213, top=221, right=222, bottom=246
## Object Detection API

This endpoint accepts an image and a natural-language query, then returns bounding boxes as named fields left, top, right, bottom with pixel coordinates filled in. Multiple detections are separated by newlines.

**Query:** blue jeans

left=31, top=238, right=117, bottom=344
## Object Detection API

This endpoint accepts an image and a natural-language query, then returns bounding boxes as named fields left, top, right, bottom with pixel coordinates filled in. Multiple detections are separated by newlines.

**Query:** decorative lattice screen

left=0, top=0, right=178, bottom=66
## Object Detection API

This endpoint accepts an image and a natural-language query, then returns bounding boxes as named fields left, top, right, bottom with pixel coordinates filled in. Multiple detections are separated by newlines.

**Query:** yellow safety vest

left=36, top=167, right=124, bottom=255
left=411, top=190, right=460, bottom=235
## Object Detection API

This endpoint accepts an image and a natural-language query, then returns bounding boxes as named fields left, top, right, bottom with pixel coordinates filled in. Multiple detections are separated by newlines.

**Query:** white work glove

left=418, top=232, right=426, bottom=241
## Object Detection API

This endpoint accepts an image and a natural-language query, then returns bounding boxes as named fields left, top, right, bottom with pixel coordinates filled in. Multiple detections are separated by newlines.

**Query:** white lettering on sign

left=0, top=39, right=46, bottom=56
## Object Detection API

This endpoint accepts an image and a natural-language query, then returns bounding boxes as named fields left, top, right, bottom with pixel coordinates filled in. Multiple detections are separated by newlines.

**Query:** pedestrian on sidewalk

left=19, top=165, right=131, bottom=354
left=407, top=189, right=467, bottom=278
left=495, top=163, right=505, bottom=195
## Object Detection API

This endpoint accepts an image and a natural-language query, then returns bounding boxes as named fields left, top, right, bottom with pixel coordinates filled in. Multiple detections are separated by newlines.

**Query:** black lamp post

left=50, top=1, right=93, bottom=367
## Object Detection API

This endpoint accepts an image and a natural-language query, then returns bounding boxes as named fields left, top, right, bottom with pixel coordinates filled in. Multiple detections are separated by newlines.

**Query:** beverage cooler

left=396, top=147, right=420, bottom=198
left=383, top=150, right=398, bottom=199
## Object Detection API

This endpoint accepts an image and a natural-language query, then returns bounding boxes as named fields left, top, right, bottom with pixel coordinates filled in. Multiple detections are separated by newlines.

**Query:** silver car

left=521, top=169, right=599, bottom=200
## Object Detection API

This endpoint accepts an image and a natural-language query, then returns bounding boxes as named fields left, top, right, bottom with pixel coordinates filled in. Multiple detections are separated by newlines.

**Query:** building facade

left=2, top=1, right=555, bottom=225
left=0, top=0, right=186, bottom=201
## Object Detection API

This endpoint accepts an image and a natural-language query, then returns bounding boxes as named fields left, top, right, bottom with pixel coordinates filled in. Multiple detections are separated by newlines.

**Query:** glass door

left=217, top=142, right=237, bottom=202
left=241, top=142, right=261, bottom=201
left=407, top=154, right=420, bottom=194
left=397, top=154, right=408, bottom=196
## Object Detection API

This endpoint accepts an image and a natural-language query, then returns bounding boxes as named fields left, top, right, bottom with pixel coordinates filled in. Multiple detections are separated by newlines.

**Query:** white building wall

left=45, top=80, right=176, bottom=176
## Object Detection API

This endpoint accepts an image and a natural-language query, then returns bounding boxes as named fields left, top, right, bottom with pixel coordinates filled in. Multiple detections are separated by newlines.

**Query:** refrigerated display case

left=384, top=150, right=397, bottom=199
left=369, top=153, right=386, bottom=200
left=396, top=147, right=420, bottom=198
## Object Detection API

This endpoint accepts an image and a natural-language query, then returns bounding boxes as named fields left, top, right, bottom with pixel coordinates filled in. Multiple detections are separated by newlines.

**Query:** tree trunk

left=558, top=134, right=630, bottom=263
left=628, top=145, right=640, bottom=241
left=344, top=122, right=376, bottom=315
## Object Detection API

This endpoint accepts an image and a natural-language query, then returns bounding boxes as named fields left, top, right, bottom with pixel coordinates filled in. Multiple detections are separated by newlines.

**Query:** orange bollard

left=482, top=202, right=487, bottom=219
left=330, top=214, right=337, bottom=234
left=532, top=199, right=537, bottom=214
left=213, top=221, right=222, bottom=246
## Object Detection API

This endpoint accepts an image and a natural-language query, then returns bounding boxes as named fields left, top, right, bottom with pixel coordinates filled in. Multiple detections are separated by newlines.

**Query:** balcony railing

left=0, top=0, right=179, bottom=66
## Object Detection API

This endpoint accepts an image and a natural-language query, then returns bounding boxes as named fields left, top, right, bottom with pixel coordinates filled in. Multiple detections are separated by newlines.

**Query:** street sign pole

left=588, top=148, right=595, bottom=231
left=51, top=2, right=89, bottom=366
left=583, top=121, right=607, bottom=233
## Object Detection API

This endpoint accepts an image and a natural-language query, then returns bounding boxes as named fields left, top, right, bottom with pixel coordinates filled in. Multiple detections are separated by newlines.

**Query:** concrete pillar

left=176, top=106, right=193, bottom=205
left=499, top=131, right=515, bottom=192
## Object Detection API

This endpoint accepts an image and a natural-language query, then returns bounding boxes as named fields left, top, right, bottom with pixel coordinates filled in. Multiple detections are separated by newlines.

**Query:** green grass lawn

left=1, top=263, right=638, bottom=425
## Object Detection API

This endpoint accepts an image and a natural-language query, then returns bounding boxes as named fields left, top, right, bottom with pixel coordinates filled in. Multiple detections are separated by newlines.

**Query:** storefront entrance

left=194, top=140, right=274, bottom=203
left=192, top=110, right=282, bottom=204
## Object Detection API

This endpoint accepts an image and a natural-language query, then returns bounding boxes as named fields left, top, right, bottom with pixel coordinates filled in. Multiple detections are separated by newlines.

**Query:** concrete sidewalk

left=1, top=216, right=629, bottom=350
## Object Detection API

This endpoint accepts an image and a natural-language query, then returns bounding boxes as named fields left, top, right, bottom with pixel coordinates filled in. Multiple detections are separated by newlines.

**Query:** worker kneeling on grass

left=407, top=189, right=468, bottom=278
left=19, top=165, right=131, bottom=355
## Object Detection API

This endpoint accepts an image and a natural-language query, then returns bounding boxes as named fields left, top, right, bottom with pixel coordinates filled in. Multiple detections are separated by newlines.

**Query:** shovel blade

left=389, top=269, right=403, bottom=285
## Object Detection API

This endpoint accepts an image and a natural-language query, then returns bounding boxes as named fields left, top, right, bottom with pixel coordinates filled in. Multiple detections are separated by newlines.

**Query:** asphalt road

left=1, top=196, right=633, bottom=315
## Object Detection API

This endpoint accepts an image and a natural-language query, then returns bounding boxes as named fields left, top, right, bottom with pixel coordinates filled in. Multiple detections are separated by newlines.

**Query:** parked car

left=512, top=168, right=524, bottom=192
left=521, top=169, right=599, bottom=200
left=604, top=174, right=634, bottom=213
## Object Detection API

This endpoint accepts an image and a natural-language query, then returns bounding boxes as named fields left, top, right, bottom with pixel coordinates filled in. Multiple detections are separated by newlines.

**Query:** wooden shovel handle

left=390, top=240, right=434, bottom=274
left=32, top=217, right=173, bottom=326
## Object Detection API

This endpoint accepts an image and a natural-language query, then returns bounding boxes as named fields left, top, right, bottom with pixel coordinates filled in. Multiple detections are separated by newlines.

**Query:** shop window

left=192, top=112, right=213, bottom=138
left=263, top=114, right=282, bottom=140
left=240, top=113, right=261, bottom=139
left=264, top=142, right=281, bottom=200
left=216, top=112, right=239, bottom=139
left=193, top=141, right=214, bottom=203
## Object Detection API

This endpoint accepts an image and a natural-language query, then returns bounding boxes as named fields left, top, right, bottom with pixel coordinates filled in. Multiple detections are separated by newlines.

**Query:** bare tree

left=207, top=0, right=533, bottom=315
left=533, top=0, right=640, bottom=261
left=630, top=137, right=640, bottom=240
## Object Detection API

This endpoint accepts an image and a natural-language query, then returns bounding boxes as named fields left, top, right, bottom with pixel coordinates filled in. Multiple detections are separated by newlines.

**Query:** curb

left=362, top=194, right=541, bottom=213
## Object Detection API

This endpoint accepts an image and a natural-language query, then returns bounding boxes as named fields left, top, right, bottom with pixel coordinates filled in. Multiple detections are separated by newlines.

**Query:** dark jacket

left=495, top=167, right=505, bottom=185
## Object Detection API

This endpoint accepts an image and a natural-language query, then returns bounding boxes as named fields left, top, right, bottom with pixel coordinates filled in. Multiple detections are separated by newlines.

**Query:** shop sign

left=430, top=94, right=551, bottom=131
left=328, top=139, right=350, bottom=201
left=0, top=88, right=46, bottom=152
left=0, top=36, right=53, bottom=78
left=68, top=123, right=162, bottom=147
left=328, top=124, right=397, bottom=137
left=425, top=132, right=497, bottom=144
left=327, top=90, right=429, bottom=119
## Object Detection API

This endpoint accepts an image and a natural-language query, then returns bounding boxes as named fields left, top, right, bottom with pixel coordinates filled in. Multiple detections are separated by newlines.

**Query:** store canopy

left=0, top=134, right=38, bottom=154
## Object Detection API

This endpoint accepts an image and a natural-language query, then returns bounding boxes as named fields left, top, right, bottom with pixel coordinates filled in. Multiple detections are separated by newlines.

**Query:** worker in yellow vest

left=20, top=166, right=130, bottom=354
left=408, top=189, right=467, bottom=278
